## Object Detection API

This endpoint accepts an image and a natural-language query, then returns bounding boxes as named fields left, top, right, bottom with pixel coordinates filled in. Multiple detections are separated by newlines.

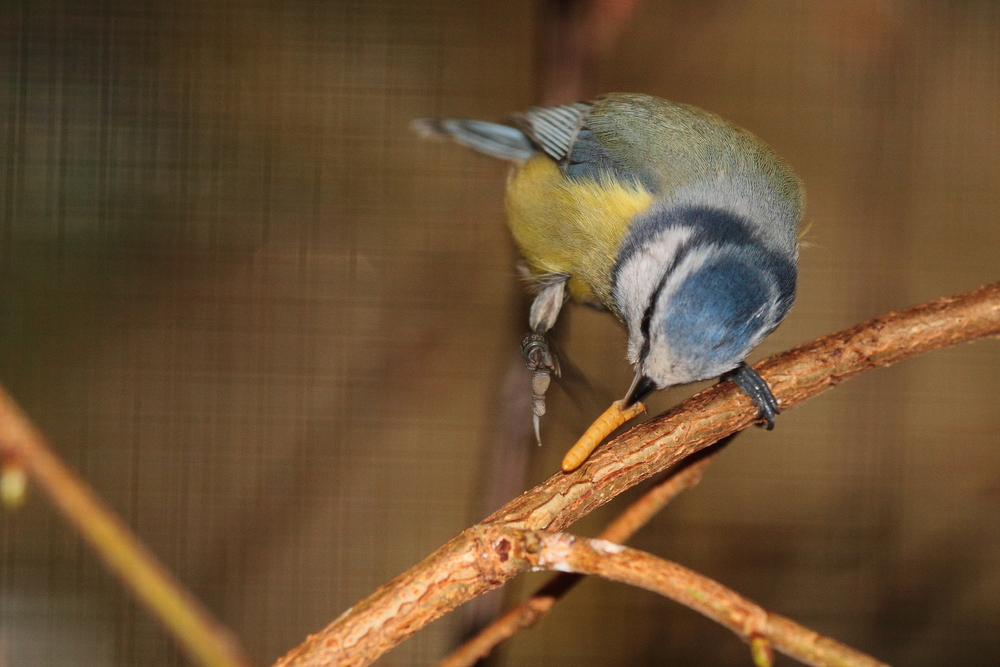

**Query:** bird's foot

left=522, top=332, right=561, bottom=445
left=724, top=362, right=780, bottom=430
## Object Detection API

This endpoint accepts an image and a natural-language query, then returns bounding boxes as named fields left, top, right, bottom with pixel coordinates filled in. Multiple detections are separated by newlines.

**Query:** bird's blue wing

left=510, top=102, right=592, bottom=162
left=515, top=102, right=656, bottom=191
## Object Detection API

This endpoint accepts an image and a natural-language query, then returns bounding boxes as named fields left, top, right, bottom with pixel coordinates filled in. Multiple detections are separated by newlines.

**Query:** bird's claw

left=522, top=332, right=560, bottom=375
left=522, top=332, right=560, bottom=445
left=725, top=362, right=780, bottom=430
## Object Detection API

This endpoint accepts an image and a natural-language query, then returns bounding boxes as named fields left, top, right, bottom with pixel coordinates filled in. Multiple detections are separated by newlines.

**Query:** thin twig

left=274, top=282, right=1000, bottom=667
left=438, top=447, right=720, bottom=667
left=500, top=529, right=890, bottom=667
left=0, top=387, right=252, bottom=667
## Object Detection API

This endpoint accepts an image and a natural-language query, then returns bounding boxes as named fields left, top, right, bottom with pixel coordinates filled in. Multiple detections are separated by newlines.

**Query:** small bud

left=749, top=635, right=774, bottom=667
left=1, top=463, right=28, bottom=509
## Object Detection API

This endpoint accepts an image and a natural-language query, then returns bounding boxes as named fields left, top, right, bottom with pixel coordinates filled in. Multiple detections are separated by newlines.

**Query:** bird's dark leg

left=724, top=362, right=780, bottom=430
left=522, top=276, right=569, bottom=445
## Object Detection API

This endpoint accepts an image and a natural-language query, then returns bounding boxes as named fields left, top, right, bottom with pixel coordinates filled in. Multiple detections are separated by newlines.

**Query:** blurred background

left=1, top=1, right=999, bottom=665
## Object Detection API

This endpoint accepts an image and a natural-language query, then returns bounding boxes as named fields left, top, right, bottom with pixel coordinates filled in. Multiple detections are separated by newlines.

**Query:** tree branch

left=275, top=282, right=1000, bottom=667
left=437, top=447, right=720, bottom=667
left=488, top=528, right=890, bottom=667
left=0, top=387, right=251, bottom=667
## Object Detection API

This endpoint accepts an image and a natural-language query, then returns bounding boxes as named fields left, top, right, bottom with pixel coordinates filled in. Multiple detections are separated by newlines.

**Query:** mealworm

left=561, top=399, right=646, bottom=472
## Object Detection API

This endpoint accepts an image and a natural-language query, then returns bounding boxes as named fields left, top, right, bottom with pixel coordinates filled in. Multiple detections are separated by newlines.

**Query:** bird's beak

left=624, top=372, right=656, bottom=406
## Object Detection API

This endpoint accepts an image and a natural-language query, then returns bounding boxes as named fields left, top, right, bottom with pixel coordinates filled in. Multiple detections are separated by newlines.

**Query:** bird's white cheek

left=626, top=335, right=642, bottom=366
left=642, top=344, right=709, bottom=388
left=640, top=337, right=685, bottom=387
left=614, top=226, right=694, bottom=341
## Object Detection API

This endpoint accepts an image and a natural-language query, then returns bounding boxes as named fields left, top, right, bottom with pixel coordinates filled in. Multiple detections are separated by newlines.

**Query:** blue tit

left=414, top=93, right=803, bottom=469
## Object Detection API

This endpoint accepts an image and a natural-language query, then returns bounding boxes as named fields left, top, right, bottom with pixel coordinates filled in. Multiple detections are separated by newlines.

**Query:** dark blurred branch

left=451, top=0, right=647, bottom=646
left=0, top=388, right=252, bottom=667
left=452, top=528, right=888, bottom=667
left=274, top=282, right=999, bottom=667
left=539, top=0, right=644, bottom=104
left=437, top=447, right=719, bottom=667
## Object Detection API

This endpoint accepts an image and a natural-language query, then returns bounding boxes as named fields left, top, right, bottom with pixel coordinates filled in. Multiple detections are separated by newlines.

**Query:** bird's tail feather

left=411, top=118, right=534, bottom=162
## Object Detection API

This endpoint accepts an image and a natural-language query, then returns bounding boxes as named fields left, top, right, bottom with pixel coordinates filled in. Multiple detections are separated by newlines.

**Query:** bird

left=413, top=93, right=803, bottom=471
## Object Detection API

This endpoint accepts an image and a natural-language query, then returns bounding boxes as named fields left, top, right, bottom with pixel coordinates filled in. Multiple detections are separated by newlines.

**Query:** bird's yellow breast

left=505, top=155, right=654, bottom=310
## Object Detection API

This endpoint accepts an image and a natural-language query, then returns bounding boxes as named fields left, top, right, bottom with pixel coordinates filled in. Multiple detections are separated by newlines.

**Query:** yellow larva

left=561, top=399, right=647, bottom=472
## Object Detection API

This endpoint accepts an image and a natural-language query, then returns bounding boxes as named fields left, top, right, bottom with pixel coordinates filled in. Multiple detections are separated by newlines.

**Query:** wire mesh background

left=1, top=1, right=999, bottom=665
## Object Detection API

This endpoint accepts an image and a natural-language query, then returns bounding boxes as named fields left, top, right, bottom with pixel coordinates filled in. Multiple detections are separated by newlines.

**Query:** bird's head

left=612, top=207, right=796, bottom=404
